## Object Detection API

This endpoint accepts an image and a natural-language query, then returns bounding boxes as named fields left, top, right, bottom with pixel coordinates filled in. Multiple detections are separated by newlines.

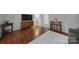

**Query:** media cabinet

left=21, top=20, right=33, bottom=29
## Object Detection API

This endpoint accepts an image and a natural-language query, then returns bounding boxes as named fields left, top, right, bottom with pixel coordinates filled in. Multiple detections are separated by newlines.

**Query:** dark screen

left=22, top=14, right=32, bottom=20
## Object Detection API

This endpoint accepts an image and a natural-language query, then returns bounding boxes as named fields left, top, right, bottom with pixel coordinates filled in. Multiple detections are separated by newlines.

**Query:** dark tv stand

left=21, top=20, right=33, bottom=29
left=1, top=23, right=13, bottom=37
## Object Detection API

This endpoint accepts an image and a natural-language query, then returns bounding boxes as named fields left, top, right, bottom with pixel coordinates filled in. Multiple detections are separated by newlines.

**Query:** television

left=22, top=14, right=32, bottom=20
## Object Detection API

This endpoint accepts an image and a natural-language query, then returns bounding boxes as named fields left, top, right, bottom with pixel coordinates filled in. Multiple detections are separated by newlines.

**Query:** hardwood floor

left=0, top=26, right=48, bottom=44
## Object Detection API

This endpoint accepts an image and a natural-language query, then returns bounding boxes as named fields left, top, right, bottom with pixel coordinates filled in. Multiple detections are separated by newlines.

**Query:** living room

left=0, top=14, right=79, bottom=44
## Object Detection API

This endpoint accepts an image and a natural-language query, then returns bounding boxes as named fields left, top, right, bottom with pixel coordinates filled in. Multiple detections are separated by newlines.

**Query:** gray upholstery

left=69, top=28, right=79, bottom=44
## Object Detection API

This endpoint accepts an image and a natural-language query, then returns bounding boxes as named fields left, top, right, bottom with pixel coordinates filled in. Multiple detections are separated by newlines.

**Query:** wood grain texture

left=0, top=26, right=48, bottom=44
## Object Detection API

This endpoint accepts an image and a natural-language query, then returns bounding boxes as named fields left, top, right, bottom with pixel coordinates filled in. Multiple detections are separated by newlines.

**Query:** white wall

left=0, top=14, right=21, bottom=37
left=40, top=14, right=49, bottom=28
left=0, top=14, right=4, bottom=37
left=49, top=14, right=79, bottom=33
left=3, top=14, right=21, bottom=31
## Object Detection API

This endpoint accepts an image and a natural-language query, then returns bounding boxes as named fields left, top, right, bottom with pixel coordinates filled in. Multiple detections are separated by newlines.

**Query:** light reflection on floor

left=32, top=26, right=44, bottom=38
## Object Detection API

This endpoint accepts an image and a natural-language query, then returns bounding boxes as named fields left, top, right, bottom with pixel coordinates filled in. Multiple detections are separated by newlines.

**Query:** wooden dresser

left=50, top=21, right=62, bottom=32
left=21, top=20, right=33, bottom=29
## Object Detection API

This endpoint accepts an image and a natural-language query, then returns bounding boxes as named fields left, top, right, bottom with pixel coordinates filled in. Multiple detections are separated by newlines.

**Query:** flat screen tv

left=22, top=14, right=32, bottom=20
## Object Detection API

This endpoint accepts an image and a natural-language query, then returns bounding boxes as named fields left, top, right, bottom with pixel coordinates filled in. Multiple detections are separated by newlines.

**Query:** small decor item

left=4, top=21, right=9, bottom=24
left=54, top=17, right=58, bottom=22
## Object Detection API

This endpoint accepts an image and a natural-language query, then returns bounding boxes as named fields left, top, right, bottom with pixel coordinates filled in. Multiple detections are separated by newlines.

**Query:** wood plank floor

left=0, top=26, right=48, bottom=44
